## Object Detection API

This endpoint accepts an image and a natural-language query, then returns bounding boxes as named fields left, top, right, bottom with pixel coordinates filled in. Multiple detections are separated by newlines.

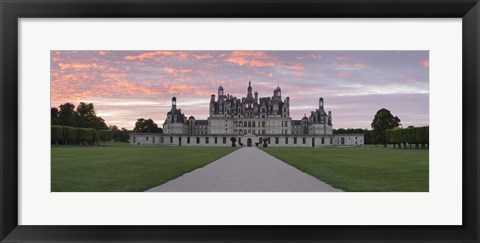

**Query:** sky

left=51, top=50, right=429, bottom=130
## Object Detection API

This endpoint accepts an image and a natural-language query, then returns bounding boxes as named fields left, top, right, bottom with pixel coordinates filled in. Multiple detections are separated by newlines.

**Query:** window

left=262, top=130, right=265, bottom=134
left=238, top=138, right=242, bottom=144
left=223, top=137, right=226, bottom=144
left=153, top=137, right=155, bottom=143
left=330, top=137, right=333, bottom=144
left=133, top=136, right=136, bottom=143
left=161, top=137, right=164, bottom=143
left=294, top=137, right=297, bottom=144
left=196, top=137, right=200, bottom=144
left=170, top=137, right=173, bottom=143
left=285, top=137, right=288, bottom=144
left=302, top=137, right=306, bottom=144
left=214, top=137, right=217, bottom=144
left=187, top=137, right=190, bottom=144
left=262, top=122, right=265, bottom=127
left=206, top=137, right=209, bottom=144
left=146, top=136, right=149, bottom=141
left=321, top=137, right=324, bottom=144
left=341, top=137, right=345, bottom=145
left=275, top=137, right=279, bottom=144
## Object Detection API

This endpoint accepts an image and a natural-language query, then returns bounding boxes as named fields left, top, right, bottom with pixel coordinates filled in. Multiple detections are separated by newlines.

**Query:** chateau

left=130, top=82, right=363, bottom=147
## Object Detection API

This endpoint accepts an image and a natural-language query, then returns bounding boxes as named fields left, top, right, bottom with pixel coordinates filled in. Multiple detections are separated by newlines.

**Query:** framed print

left=1, top=0, right=479, bottom=242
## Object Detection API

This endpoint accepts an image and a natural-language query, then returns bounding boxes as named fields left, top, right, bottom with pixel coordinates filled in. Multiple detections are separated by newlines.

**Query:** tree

left=99, top=130, right=113, bottom=145
left=133, top=118, right=162, bottom=133
left=87, top=128, right=99, bottom=145
left=76, top=102, right=108, bottom=130
left=62, top=126, right=77, bottom=145
left=371, top=108, right=400, bottom=147
left=75, top=128, right=90, bottom=145
left=51, top=126, right=63, bottom=145
left=120, top=128, right=130, bottom=142
left=110, top=125, right=130, bottom=142
left=58, top=103, right=77, bottom=127
left=51, top=107, right=59, bottom=125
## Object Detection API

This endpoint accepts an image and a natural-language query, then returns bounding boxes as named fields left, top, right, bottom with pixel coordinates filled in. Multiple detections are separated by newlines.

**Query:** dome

left=275, top=86, right=281, bottom=91
left=172, top=96, right=177, bottom=101
left=188, top=116, right=195, bottom=120
left=218, top=85, right=224, bottom=90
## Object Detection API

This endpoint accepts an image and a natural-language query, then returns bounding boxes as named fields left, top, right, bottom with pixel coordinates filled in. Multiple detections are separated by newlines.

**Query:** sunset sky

left=51, top=50, right=429, bottom=130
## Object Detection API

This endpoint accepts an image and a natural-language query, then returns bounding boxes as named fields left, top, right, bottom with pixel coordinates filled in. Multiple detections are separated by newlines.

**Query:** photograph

left=50, top=50, right=429, bottom=192
left=2, top=0, right=478, bottom=241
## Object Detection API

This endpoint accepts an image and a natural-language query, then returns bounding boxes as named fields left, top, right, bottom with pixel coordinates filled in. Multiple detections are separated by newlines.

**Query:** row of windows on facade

left=132, top=136, right=359, bottom=145
left=202, top=121, right=290, bottom=127
left=185, top=128, right=307, bottom=135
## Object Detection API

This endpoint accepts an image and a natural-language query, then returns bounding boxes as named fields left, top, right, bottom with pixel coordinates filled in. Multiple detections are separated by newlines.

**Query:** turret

left=319, top=97, right=324, bottom=109
left=254, top=92, right=258, bottom=102
left=218, top=86, right=224, bottom=113
left=218, top=86, right=224, bottom=97
left=171, top=96, right=177, bottom=110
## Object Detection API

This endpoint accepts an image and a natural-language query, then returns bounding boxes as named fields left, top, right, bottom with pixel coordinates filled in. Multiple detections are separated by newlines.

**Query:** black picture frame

left=1, top=0, right=479, bottom=242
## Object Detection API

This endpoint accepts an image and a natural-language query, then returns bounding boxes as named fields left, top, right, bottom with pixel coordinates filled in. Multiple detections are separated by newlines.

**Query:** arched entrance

left=247, top=138, right=252, bottom=147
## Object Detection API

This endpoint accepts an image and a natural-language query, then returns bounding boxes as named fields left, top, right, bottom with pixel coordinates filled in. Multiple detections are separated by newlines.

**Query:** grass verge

left=52, top=146, right=236, bottom=192
left=262, top=147, right=428, bottom=192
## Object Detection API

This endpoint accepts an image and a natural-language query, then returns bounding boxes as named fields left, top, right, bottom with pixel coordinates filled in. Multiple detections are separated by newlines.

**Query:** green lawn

left=262, top=147, right=428, bottom=192
left=51, top=146, right=235, bottom=192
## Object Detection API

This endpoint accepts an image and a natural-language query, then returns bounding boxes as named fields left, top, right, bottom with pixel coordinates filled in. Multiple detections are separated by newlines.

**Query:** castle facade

left=130, top=82, right=363, bottom=147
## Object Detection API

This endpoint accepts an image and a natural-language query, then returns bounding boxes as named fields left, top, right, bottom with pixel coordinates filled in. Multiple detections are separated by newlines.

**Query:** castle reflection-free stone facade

left=130, top=82, right=363, bottom=147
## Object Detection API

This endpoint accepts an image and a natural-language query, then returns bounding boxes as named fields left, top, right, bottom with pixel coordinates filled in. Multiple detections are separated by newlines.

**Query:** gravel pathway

left=146, top=147, right=342, bottom=192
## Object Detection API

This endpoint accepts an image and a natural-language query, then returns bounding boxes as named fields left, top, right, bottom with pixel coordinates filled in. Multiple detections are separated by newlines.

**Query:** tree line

left=51, top=102, right=130, bottom=145
left=386, top=126, right=429, bottom=149
left=51, top=126, right=112, bottom=145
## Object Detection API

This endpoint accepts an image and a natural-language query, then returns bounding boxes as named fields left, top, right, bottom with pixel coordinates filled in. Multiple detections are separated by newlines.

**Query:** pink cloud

left=224, top=51, right=276, bottom=67
left=225, top=57, right=276, bottom=67
left=354, top=63, right=367, bottom=68
left=284, top=64, right=304, bottom=71
left=58, top=63, right=104, bottom=70
left=420, top=60, right=429, bottom=68
left=230, top=51, right=268, bottom=58
left=193, top=54, right=213, bottom=59
left=163, top=67, right=192, bottom=81
left=124, top=51, right=186, bottom=60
